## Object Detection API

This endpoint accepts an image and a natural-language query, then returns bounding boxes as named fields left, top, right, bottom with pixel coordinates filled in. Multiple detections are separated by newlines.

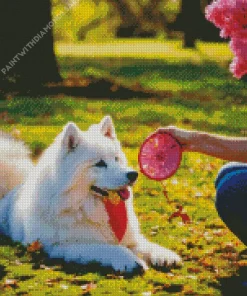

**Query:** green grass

left=1, top=42, right=247, bottom=295
left=0, top=96, right=246, bottom=295
left=57, top=41, right=247, bottom=104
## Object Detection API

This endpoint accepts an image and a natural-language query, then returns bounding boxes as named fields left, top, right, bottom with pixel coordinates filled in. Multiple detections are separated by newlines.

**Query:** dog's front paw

left=137, top=243, right=182, bottom=268
left=109, top=246, right=148, bottom=274
left=149, top=246, right=182, bottom=268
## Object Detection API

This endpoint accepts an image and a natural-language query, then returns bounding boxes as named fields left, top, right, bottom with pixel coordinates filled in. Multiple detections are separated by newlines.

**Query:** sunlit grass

left=0, top=96, right=245, bottom=295
left=56, top=40, right=246, bottom=102
left=56, top=40, right=233, bottom=63
left=0, top=46, right=247, bottom=294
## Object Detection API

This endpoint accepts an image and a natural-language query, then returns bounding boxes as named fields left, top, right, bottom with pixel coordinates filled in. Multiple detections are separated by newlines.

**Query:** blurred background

left=0, top=0, right=233, bottom=93
left=0, top=0, right=245, bottom=170
left=52, top=0, right=220, bottom=45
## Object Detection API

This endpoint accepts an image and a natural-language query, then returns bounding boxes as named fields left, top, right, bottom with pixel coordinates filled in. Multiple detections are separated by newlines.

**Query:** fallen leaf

left=183, top=284, right=196, bottom=295
left=212, top=229, right=226, bottom=237
left=45, top=278, right=62, bottom=286
left=199, top=258, right=215, bottom=270
left=81, top=282, right=97, bottom=293
left=187, top=267, right=202, bottom=273
left=4, top=279, right=18, bottom=288
left=169, top=206, right=191, bottom=224
left=27, top=240, right=43, bottom=253
left=220, top=242, right=237, bottom=253
left=45, top=279, right=55, bottom=287
left=220, top=253, right=238, bottom=261
left=237, top=260, right=247, bottom=267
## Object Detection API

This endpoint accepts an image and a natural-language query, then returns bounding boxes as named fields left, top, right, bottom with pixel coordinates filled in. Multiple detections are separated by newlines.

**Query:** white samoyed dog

left=0, top=116, right=181, bottom=273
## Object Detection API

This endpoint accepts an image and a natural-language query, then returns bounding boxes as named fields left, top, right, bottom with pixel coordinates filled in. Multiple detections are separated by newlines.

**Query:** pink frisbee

left=138, top=132, right=182, bottom=181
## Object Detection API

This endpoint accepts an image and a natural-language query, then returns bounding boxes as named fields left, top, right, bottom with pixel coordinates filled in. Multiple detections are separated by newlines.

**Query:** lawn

left=57, top=40, right=247, bottom=104
left=1, top=41, right=247, bottom=295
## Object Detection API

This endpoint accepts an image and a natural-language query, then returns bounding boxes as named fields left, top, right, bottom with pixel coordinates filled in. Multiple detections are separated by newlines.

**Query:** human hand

left=156, top=126, right=199, bottom=152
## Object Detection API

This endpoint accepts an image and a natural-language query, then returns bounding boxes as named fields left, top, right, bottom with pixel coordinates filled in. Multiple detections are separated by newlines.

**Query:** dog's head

left=55, top=116, right=138, bottom=202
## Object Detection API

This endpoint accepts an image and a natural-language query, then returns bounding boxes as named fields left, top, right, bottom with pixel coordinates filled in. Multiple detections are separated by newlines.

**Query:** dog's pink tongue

left=118, top=188, right=130, bottom=200
left=104, top=200, right=127, bottom=242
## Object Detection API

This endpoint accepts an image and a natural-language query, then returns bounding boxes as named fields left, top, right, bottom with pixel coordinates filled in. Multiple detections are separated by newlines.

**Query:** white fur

left=0, top=117, right=182, bottom=273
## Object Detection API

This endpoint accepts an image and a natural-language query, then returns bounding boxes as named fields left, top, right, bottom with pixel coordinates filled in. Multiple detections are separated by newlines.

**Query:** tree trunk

left=168, top=0, right=202, bottom=48
left=168, top=0, right=223, bottom=47
left=0, top=0, right=61, bottom=91
left=181, top=0, right=201, bottom=48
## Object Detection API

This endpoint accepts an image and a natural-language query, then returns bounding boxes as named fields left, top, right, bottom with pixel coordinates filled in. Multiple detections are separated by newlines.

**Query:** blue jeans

left=215, top=162, right=247, bottom=246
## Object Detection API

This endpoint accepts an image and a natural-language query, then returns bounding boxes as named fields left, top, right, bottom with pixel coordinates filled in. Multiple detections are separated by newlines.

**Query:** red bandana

left=104, top=199, right=127, bottom=242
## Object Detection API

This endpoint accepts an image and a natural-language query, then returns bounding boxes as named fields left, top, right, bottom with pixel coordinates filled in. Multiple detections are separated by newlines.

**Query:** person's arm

left=157, top=126, right=247, bottom=163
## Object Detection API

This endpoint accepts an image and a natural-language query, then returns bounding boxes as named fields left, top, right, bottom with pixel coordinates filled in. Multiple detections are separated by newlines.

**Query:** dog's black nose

left=127, top=171, right=138, bottom=183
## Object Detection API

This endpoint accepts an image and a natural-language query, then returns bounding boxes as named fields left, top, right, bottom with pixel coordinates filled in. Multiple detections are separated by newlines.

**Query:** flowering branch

left=206, top=0, right=247, bottom=79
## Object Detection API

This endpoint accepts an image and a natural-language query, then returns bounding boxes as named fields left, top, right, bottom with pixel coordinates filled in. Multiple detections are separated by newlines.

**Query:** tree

left=180, top=0, right=201, bottom=48
left=113, top=0, right=166, bottom=38
left=77, top=0, right=221, bottom=46
left=78, top=0, right=168, bottom=39
left=169, top=0, right=223, bottom=48
left=0, top=0, right=61, bottom=91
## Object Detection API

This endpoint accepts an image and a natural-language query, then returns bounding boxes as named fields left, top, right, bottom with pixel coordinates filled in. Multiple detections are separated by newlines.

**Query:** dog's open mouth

left=90, top=185, right=130, bottom=201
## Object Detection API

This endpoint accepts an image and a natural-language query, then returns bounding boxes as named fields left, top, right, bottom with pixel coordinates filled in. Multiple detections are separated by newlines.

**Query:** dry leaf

left=187, top=267, right=202, bottom=273
left=169, top=205, right=191, bottom=224
left=237, top=260, right=247, bottom=267
left=4, top=279, right=18, bottom=288
left=27, top=240, right=43, bottom=253
left=81, top=282, right=97, bottom=293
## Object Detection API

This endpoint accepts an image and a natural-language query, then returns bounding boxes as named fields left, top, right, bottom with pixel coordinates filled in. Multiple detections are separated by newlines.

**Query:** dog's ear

left=99, top=116, right=116, bottom=139
left=62, top=122, right=80, bottom=152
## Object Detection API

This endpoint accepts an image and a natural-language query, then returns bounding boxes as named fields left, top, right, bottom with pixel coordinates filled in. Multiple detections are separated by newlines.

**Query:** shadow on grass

left=58, top=57, right=247, bottom=100
left=1, top=77, right=153, bottom=100
left=47, top=259, right=145, bottom=279
left=59, top=57, right=229, bottom=82
left=42, top=258, right=178, bottom=279
left=0, top=234, right=180, bottom=280
left=2, top=57, right=246, bottom=100
left=19, top=81, right=152, bottom=99
left=0, top=265, right=7, bottom=280
left=0, top=235, right=144, bottom=279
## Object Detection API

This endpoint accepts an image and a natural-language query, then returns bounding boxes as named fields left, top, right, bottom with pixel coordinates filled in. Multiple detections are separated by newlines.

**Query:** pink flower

left=206, top=0, right=247, bottom=78
left=230, top=37, right=247, bottom=60
left=206, top=0, right=247, bottom=37
left=230, top=56, right=247, bottom=78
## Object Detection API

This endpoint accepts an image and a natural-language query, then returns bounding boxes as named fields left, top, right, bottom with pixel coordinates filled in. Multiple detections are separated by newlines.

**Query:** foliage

left=51, top=0, right=181, bottom=41
left=1, top=43, right=247, bottom=294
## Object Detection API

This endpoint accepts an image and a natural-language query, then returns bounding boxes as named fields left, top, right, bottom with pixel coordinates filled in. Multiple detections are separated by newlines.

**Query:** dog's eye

left=115, top=156, right=119, bottom=162
left=95, top=160, right=107, bottom=168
